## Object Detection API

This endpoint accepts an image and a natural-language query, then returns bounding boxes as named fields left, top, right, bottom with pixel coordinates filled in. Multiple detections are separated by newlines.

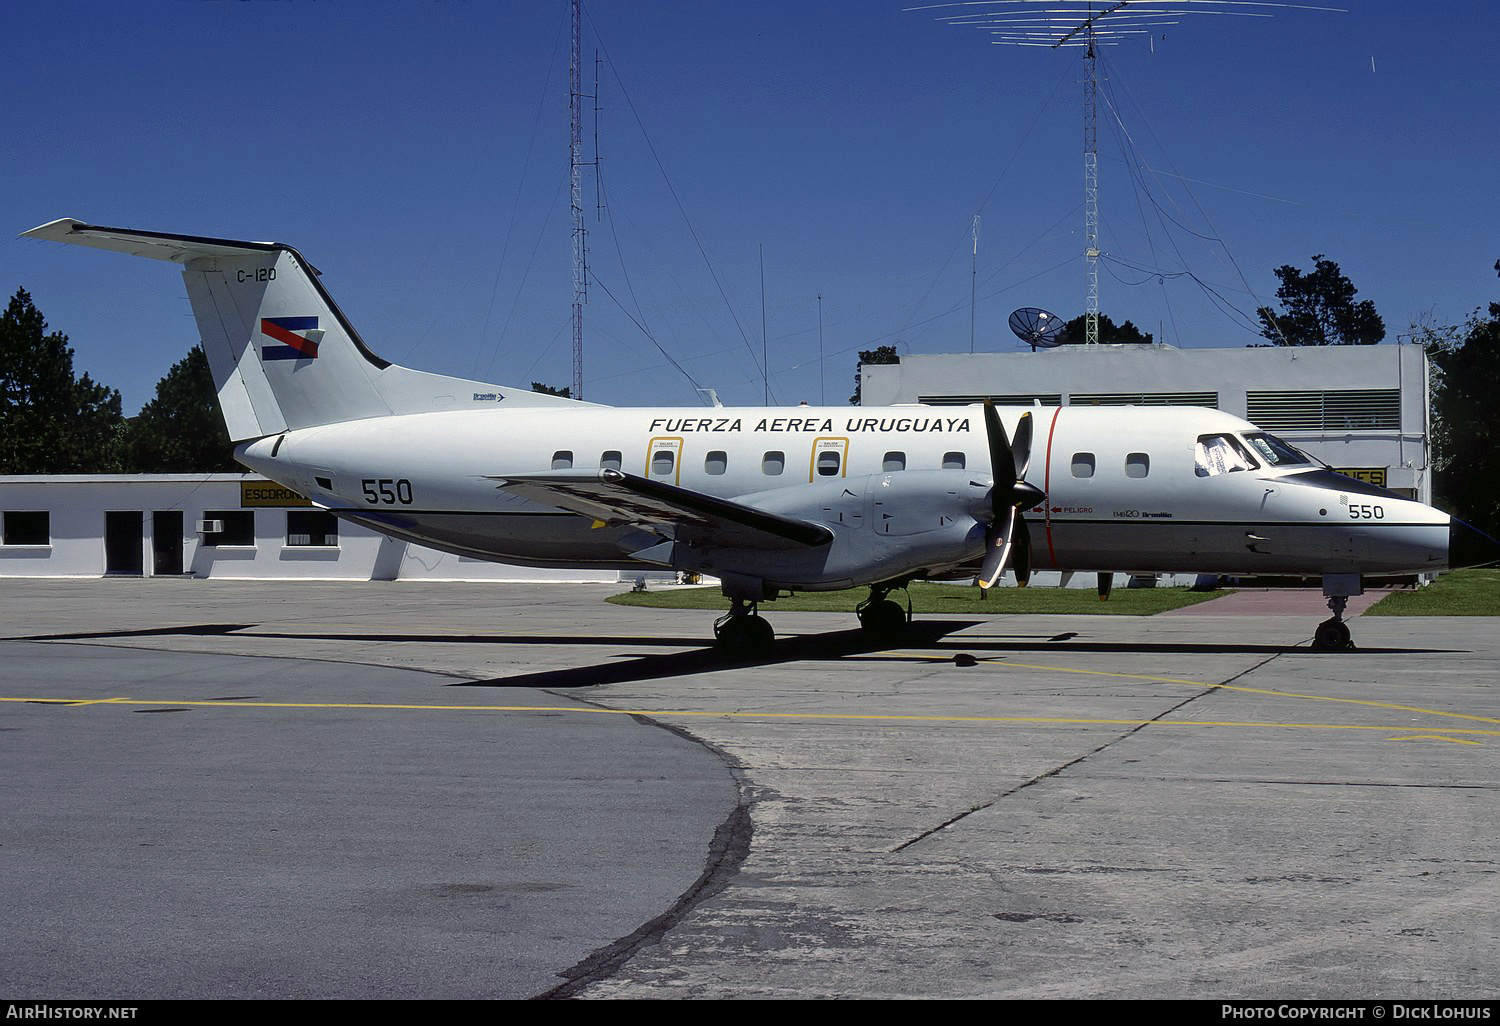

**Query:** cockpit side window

left=1243, top=432, right=1310, bottom=468
left=1195, top=434, right=1259, bottom=477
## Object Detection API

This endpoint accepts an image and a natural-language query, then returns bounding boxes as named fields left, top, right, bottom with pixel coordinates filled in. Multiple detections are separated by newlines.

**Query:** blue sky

left=4, top=0, right=1495, bottom=413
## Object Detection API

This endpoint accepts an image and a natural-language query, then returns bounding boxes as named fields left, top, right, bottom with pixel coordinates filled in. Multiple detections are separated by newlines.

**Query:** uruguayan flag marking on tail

left=260, top=317, right=322, bottom=361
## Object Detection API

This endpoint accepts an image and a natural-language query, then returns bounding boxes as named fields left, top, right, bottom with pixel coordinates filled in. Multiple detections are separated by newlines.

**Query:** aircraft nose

left=1449, top=517, right=1500, bottom=569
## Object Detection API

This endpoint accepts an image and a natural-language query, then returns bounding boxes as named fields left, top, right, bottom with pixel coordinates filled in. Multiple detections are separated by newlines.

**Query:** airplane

left=22, top=218, right=1498, bottom=657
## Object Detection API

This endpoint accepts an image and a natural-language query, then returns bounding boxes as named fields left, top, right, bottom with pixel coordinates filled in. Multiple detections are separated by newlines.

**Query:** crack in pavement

left=888, top=651, right=1288, bottom=853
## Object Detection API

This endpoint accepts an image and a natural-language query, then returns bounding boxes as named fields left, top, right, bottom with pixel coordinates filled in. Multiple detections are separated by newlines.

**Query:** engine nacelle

left=672, top=470, right=993, bottom=594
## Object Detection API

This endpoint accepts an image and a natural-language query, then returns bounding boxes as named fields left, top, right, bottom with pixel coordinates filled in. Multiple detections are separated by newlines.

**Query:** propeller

left=978, top=400, right=1047, bottom=590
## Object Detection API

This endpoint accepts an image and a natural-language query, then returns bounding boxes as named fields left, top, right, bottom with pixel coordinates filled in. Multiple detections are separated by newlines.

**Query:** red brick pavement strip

left=1158, top=588, right=1392, bottom=617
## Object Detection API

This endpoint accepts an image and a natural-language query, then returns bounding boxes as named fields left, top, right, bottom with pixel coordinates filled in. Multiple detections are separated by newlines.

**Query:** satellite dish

left=1009, top=307, right=1065, bottom=351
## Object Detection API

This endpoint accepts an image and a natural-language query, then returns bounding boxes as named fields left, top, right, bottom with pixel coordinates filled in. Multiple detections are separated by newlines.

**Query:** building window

left=2, top=511, right=49, bottom=545
left=1125, top=453, right=1150, bottom=478
left=201, top=511, right=255, bottom=547
left=942, top=452, right=966, bottom=470
left=286, top=510, right=338, bottom=547
left=601, top=450, right=622, bottom=471
left=704, top=451, right=728, bottom=475
left=1071, top=453, right=1096, bottom=478
left=762, top=451, right=785, bottom=476
left=551, top=450, right=573, bottom=470
left=883, top=451, right=906, bottom=472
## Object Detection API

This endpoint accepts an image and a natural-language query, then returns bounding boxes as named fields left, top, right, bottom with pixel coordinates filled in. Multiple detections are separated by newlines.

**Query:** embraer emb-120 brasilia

left=23, top=219, right=1497, bottom=656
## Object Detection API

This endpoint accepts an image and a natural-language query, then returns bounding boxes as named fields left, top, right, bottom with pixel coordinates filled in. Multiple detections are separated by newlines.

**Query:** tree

left=1425, top=263, right=1500, bottom=536
left=0, top=287, right=123, bottom=473
left=1257, top=255, right=1385, bottom=346
left=850, top=345, right=899, bottom=405
left=120, top=346, right=237, bottom=473
left=1055, top=312, right=1153, bottom=345
left=531, top=381, right=572, bottom=398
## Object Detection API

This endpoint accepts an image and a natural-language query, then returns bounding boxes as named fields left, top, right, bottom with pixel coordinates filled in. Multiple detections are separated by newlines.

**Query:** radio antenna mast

left=569, top=0, right=588, bottom=398
left=908, top=0, right=1344, bottom=346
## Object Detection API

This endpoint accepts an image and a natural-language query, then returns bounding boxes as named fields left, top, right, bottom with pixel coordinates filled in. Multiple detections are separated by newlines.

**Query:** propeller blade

left=1098, top=572, right=1113, bottom=601
left=1012, top=411, right=1033, bottom=481
left=982, top=399, right=1014, bottom=520
left=1014, top=516, right=1032, bottom=587
left=978, top=506, right=1017, bottom=589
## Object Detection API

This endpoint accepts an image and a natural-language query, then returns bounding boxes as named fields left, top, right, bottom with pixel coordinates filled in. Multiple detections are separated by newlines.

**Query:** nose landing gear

left=1313, top=595, right=1355, bottom=651
left=1313, top=574, right=1361, bottom=651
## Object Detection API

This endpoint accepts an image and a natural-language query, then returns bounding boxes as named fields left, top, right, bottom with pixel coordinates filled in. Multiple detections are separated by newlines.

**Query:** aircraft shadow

left=449, top=620, right=985, bottom=690
left=18, top=623, right=1452, bottom=695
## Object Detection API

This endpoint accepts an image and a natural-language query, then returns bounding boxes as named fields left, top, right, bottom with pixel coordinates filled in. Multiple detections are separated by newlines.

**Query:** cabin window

left=1125, top=453, right=1150, bottom=479
left=551, top=450, right=573, bottom=470
left=1071, top=453, right=1095, bottom=478
left=942, top=451, right=966, bottom=470
left=286, top=510, right=338, bottom=548
left=600, top=450, right=622, bottom=472
left=705, top=450, right=728, bottom=476
left=651, top=450, right=676, bottom=476
left=817, top=449, right=842, bottom=477
left=883, top=451, right=906, bottom=472
left=1195, top=434, right=1259, bottom=477
left=2, top=511, right=49, bottom=546
left=762, top=451, right=785, bottom=476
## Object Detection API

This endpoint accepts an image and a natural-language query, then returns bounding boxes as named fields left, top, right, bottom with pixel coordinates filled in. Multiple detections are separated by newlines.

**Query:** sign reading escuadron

left=240, top=481, right=313, bottom=508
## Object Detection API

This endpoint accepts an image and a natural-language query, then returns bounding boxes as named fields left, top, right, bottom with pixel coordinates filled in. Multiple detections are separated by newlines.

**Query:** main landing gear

left=714, top=598, right=775, bottom=661
left=856, top=581, right=910, bottom=639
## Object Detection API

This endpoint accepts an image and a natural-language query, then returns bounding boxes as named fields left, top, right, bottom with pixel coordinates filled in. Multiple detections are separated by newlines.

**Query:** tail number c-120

left=362, top=478, right=413, bottom=505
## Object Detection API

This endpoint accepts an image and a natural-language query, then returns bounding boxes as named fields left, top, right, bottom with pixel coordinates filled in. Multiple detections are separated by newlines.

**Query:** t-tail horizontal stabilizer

left=21, top=218, right=594, bottom=442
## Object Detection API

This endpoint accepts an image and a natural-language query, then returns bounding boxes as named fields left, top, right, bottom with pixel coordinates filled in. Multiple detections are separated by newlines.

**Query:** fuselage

left=237, top=403, right=1451, bottom=586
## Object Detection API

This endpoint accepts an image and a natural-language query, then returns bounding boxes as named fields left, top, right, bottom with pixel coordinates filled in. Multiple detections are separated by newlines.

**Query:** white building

left=0, top=474, right=619, bottom=582
left=860, top=343, right=1430, bottom=501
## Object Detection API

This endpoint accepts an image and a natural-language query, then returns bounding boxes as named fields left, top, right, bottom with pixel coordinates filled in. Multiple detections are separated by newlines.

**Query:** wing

left=490, top=469, right=833, bottom=551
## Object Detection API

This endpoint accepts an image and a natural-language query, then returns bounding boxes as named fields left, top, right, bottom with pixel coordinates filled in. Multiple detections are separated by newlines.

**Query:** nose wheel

left=714, top=599, right=774, bottom=661
left=1312, top=595, right=1356, bottom=651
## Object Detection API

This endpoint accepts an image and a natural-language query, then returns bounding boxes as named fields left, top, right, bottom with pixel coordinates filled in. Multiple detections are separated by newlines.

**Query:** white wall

left=0, top=475, right=618, bottom=582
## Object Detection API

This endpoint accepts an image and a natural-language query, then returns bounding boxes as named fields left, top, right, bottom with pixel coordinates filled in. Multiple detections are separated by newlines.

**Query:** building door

left=152, top=511, right=183, bottom=576
left=104, top=511, right=144, bottom=576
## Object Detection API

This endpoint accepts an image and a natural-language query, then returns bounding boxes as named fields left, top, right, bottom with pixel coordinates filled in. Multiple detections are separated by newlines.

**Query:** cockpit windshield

left=1195, top=434, right=1259, bottom=477
left=1242, top=432, right=1312, bottom=468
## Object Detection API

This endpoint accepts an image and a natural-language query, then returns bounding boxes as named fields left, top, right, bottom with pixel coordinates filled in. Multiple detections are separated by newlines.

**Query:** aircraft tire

left=1312, top=618, right=1354, bottom=652
left=718, top=614, right=775, bottom=661
left=859, top=599, right=907, bottom=639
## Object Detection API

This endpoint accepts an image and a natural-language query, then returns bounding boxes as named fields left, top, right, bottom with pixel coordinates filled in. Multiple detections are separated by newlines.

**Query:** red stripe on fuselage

left=261, top=319, right=318, bottom=355
left=1043, top=406, right=1062, bottom=569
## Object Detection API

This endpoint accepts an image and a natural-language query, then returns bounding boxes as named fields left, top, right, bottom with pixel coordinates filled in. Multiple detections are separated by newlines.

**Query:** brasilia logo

left=260, top=317, right=324, bottom=361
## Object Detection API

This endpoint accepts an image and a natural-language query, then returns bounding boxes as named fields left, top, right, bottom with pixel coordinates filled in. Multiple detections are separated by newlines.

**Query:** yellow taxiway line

left=868, top=652, right=1500, bottom=727
left=2, top=696, right=1497, bottom=740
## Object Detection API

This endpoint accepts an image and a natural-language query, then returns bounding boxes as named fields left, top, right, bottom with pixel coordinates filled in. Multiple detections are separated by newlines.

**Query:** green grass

left=1365, top=568, right=1500, bottom=616
left=606, top=580, right=1227, bottom=616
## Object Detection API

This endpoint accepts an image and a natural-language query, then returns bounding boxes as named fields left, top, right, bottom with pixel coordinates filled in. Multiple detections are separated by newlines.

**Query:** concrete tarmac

left=1, top=579, right=1495, bottom=999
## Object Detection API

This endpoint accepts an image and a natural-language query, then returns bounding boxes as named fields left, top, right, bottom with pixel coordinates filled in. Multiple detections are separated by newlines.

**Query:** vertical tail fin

left=21, top=219, right=589, bottom=441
